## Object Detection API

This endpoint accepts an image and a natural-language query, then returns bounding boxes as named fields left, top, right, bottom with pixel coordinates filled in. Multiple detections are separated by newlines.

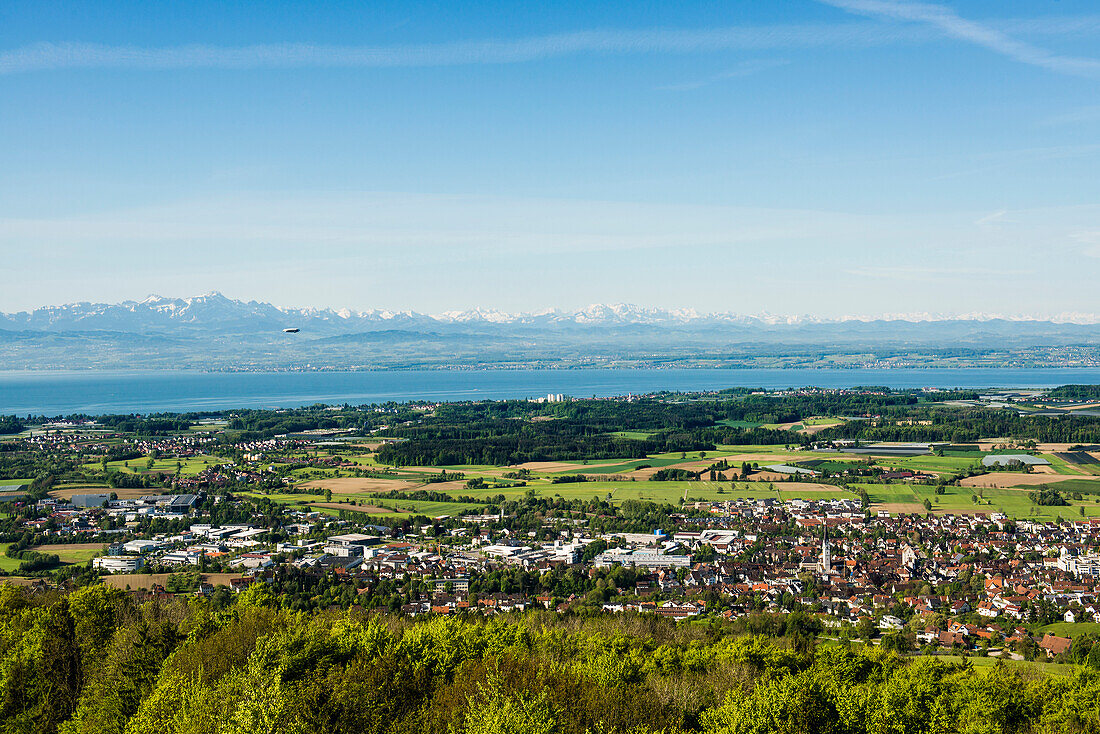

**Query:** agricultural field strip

left=286, top=444, right=1100, bottom=519
left=82, top=454, right=228, bottom=476
left=0, top=544, right=22, bottom=572
left=1039, top=454, right=1087, bottom=475
left=854, top=482, right=1100, bottom=520
left=240, top=491, right=482, bottom=518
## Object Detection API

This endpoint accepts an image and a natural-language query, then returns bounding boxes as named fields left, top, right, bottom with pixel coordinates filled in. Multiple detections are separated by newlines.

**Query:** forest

left=1046, top=385, right=1100, bottom=400
left=372, top=392, right=1100, bottom=466
left=4, top=584, right=1100, bottom=734
left=10, top=388, right=1100, bottom=468
left=0, top=416, right=24, bottom=435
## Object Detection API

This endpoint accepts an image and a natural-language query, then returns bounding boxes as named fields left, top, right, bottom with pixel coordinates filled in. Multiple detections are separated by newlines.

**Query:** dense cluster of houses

left=13, top=469, right=1100, bottom=658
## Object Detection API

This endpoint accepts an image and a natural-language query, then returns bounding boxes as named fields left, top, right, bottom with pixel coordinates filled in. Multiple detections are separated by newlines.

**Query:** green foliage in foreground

left=3, top=585, right=1100, bottom=734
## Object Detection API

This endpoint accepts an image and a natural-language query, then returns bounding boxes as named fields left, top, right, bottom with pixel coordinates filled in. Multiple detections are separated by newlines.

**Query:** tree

left=37, top=599, right=84, bottom=731
left=692, top=544, right=717, bottom=563
left=463, top=674, right=555, bottom=734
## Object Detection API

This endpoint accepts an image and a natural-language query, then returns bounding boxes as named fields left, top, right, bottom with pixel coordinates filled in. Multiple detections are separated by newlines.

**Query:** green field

left=1040, top=454, right=1088, bottom=476
left=1035, top=621, right=1100, bottom=638
left=802, top=417, right=846, bottom=426
left=715, top=419, right=763, bottom=429
left=368, top=499, right=484, bottom=517
left=0, top=544, right=22, bottom=573
left=241, top=491, right=415, bottom=517
left=85, top=454, right=228, bottom=476
left=612, top=482, right=849, bottom=504
left=1023, top=479, right=1100, bottom=495
left=32, top=544, right=106, bottom=564
left=931, top=655, right=1074, bottom=676
left=798, top=459, right=866, bottom=473
left=856, top=482, right=1100, bottom=520
left=229, top=441, right=1100, bottom=522
left=468, top=483, right=618, bottom=502
left=347, top=454, right=385, bottom=467
left=715, top=445, right=856, bottom=459
left=558, top=457, right=689, bottom=475
left=0, top=543, right=106, bottom=569
left=239, top=491, right=482, bottom=518
left=875, top=455, right=982, bottom=474
left=454, top=479, right=850, bottom=506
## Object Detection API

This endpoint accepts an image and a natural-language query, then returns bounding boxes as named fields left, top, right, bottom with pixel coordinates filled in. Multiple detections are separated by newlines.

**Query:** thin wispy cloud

left=656, top=58, right=790, bottom=91
left=1039, top=105, right=1100, bottom=127
left=928, top=143, right=1100, bottom=181
left=844, top=265, right=1029, bottom=282
left=0, top=191, right=883, bottom=255
left=0, top=26, right=902, bottom=75
left=1073, top=231, right=1100, bottom=259
left=974, top=209, right=1008, bottom=227
left=818, top=0, right=1100, bottom=77
left=0, top=14, right=1097, bottom=75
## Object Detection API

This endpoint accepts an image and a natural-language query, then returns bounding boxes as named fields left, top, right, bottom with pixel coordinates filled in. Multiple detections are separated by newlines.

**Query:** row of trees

left=5, top=585, right=1100, bottom=734
left=823, top=408, right=1100, bottom=445
left=0, top=416, right=25, bottom=434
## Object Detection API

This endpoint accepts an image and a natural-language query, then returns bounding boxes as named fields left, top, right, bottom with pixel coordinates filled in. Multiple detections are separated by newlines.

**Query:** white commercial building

left=593, top=548, right=691, bottom=569
left=93, top=556, right=144, bottom=573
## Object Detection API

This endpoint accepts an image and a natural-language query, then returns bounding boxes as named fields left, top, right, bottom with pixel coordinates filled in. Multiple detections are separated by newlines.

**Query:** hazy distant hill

left=1, top=293, right=1099, bottom=370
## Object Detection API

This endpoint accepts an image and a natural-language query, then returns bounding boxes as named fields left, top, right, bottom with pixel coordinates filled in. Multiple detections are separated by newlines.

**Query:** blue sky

left=1, top=0, right=1098, bottom=318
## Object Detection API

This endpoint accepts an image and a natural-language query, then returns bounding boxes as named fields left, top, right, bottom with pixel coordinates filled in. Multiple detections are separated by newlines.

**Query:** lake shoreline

left=4, top=367, right=1100, bottom=416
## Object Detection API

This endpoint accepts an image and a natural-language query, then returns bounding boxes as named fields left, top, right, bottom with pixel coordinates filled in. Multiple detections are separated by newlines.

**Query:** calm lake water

left=2, top=367, right=1100, bottom=416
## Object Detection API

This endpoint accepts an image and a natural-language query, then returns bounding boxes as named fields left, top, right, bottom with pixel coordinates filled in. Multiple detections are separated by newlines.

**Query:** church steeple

left=821, top=519, right=831, bottom=574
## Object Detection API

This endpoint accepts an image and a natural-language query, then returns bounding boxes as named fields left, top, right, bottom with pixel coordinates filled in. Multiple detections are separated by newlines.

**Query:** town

left=5, top=385, right=1100, bottom=669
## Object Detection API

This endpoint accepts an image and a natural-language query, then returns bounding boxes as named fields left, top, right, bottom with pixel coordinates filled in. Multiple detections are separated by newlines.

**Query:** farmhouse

left=1038, top=633, right=1073, bottom=658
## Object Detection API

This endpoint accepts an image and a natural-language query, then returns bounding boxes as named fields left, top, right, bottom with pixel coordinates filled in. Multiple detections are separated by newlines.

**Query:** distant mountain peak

left=3, top=294, right=1100, bottom=338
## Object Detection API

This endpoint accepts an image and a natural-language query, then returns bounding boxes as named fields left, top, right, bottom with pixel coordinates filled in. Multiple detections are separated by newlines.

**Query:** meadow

left=873, top=454, right=983, bottom=474
left=239, top=490, right=483, bottom=518
left=607, top=430, right=657, bottom=440
left=1027, top=478, right=1100, bottom=494
left=801, top=417, right=847, bottom=426
left=84, top=454, right=228, bottom=476
left=0, top=544, right=22, bottom=573
left=1037, top=621, right=1100, bottom=637
left=1040, top=453, right=1088, bottom=475
left=715, top=419, right=763, bottom=428
left=31, top=543, right=106, bottom=564
left=931, top=655, right=1075, bottom=676
left=855, top=482, right=1100, bottom=520
left=271, top=442, right=1100, bottom=520
left=555, top=457, right=691, bottom=474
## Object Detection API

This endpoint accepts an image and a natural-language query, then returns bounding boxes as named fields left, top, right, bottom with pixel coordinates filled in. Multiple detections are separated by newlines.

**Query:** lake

left=2, top=367, right=1099, bottom=416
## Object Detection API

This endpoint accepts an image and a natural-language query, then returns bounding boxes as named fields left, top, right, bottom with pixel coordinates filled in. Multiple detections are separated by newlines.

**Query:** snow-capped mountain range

left=2, top=292, right=1100, bottom=371
left=3, top=292, right=1100, bottom=334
